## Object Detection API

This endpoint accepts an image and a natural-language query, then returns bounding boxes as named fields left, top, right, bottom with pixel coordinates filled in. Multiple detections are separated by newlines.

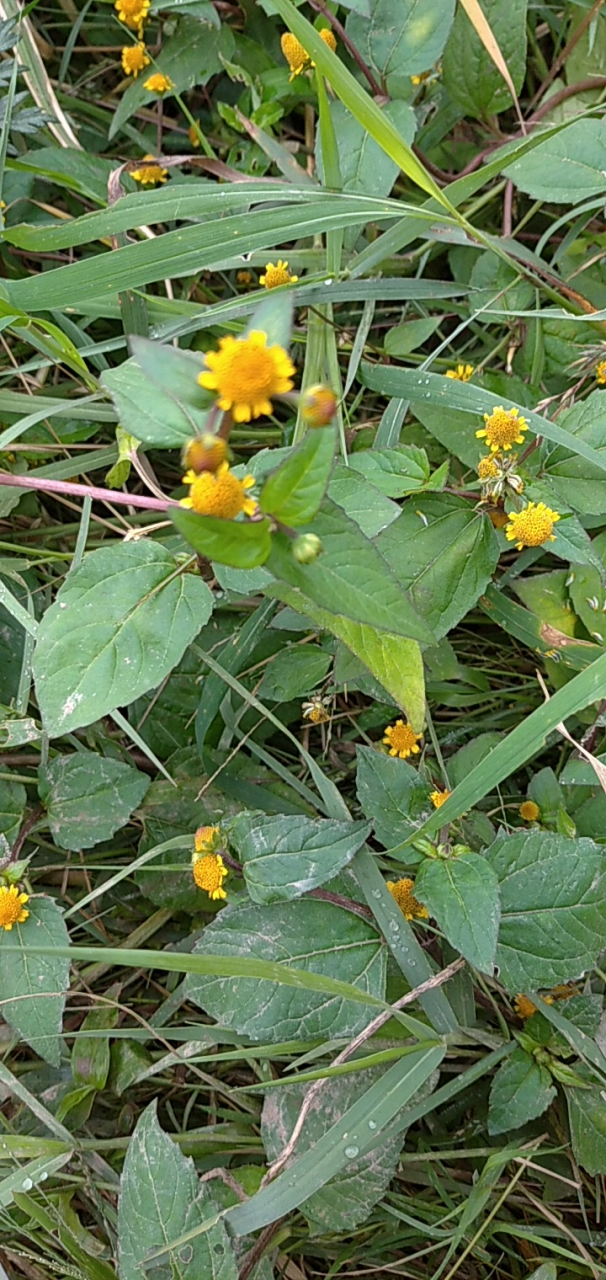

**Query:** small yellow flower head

left=143, top=72, right=174, bottom=94
left=446, top=364, right=474, bottom=382
left=430, top=789, right=451, bottom=809
left=259, top=260, right=298, bottom=290
left=386, top=877, right=428, bottom=921
left=383, top=720, right=422, bottom=760
left=130, top=155, right=168, bottom=185
left=300, top=384, right=338, bottom=428
left=188, top=122, right=201, bottom=148
left=302, top=696, right=330, bottom=724
left=198, top=329, right=295, bottom=423
left=192, top=852, right=228, bottom=900
left=237, top=270, right=252, bottom=286
left=319, top=27, right=337, bottom=51
left=596, top=360, right=606, bottom=385
left=505, top=502, right=560, bottom=551
left=0, top=884, right=29, bottom=931
left=476, top=405, right=528, bottom=453
left=115, top=0, right=149, bottom=33
left=182, top=434, right=228, bottom=476
left=121, top=42, right=150, bottom=76
left=281, top=31, right=310, bottom=79
left=477, top=456, right=500, bottom=481
left=194, top=824, right=221, bottom=853
left=514, top=994, right=537, bottom=1020
left=180, top=462, right=256, bottom=519
left=520, top=799, right=540, bottom=822
left=410, top=69, right=431, bottom=85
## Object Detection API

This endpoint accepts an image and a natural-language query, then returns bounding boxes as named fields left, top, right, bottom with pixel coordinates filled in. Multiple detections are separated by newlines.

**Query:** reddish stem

left=0, top=471, right=174, bottom=511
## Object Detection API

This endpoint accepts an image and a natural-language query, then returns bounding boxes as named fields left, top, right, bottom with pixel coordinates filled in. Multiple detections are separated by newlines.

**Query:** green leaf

left=266, top=500, right=433, bottom=643
left=346, top=0, right=455, bottom=96
left=136, top=778, right=238, bottom=912
left=316, top=98, right=415, bottom=198
left=504, top=117, right=606, bottom=204
left=375, top=495, right=499, bottom=640
left=182, top=898, right=385, bottom=1042
left=118, top=1101, right=238, bottom=1280
left=329, top=465, right=400, bottom=537
left=32, top=541, right=213, bottom=737
left=263, top=583, right=426, bottom=728
left=71, top=999, right=118, bottom=1092
left=384, top=317, right=442, bottom=357
left=568, top=565, right=606, bottom=644
left=0, top=896, right=69, bottom=1066
left=442, top=0, right=527, bottom=118
left=0, top=773, right=26, bottom=848
left=348, top=445, right=430, bottom=497
left=172, top=507, right=273, bottom=568
left=568, top=1084, right=606, bottom=1176
left=486, top=831, right=606, bottom=990
left=39, top=752, right=149, bottom=852
left=258, top=645, right=332, bottom=701
left=259, top=426, right=336, bottom=526
left=227, top=813, right=371, bottom=904
left=260, top=1060, right=413, bottom=1230
left=545, top=391, right=606, bottom=516
left=488, top=1048, right=556, bottom=1136
left=128, top=336, right=210, bottom=410
left=356, top=745, right=430, bottom=848
left=101, top=357, right=212, bottom=447
left=414, top=853, right=500, bottom=974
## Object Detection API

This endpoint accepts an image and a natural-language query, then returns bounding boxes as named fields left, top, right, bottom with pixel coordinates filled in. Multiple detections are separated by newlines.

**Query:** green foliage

left=39, top=751, right=149, bottom=851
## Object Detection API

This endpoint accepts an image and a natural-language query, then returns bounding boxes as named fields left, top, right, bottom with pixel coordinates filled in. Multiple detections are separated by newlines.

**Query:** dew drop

left=22, top=1178, right=33, bottom=1190
left=371, top=889, right=381, bottom=899
left=344, top=1145, right=359, bottom=1159
left=368, top=1120, right=377, bottom=1130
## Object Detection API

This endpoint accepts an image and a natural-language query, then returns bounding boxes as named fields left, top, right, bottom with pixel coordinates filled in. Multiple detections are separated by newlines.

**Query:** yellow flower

left=194, top=824, right=221, bottom=853
left=302, top=697, right=330, bottom=724
left=514, top=993, right=537, bottom=1020
left=198, top=329, right=295, bottom=423
left=281, top=31, right=310, bottom=79
left=386, top=877, right=428, bottom=921
left=188, top=121, right=201, bottom=148
left=596, top=360, right=606, bottom=385
left=121, top=41, right=150, bottom=76
left=383, top=720, right=422, bottom=760
left=520, top=799, right=540, bottom=822
left=259, top=260, right=298, bottom=289
left=130, top=155, right=168, bottom=185
left=192, top=852, right=228, bottom=900
left=115, top=0, right=149, bottom=32
left=237, top=270, right=252, bottom=286
left=0, top=884, right=29, bottom=931
left=182, top=434, right=227, bottom=475
left=477, top=456, right=500, bottom=481
left=505, top=501, right=560, bottom=550
left=476, top=405, right=528, bottom=453
left=300, top=384, right=337, bottom=427
left=143, top=72, right=174, bottom=94
left=410, top=69, right=431, bottom=85
left=311, top=27, right=337, bottom=63
left=430, top=789, right=451, bottom=809
left=446, top=364, right=474, bottom=382
left=180, top=461, right=256, bottom=518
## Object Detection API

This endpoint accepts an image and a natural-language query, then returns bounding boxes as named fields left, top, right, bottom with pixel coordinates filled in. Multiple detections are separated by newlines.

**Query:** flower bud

left=292, top=533, right=323, bottom=564
left=182, top=434, right=228, bottom=475
left=300, top=384, right=337, bottom=427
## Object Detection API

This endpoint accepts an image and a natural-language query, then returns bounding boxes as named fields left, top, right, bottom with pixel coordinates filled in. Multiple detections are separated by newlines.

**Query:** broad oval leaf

left=228, top=812, right=371, bottom=903
left=505, top=117, right=606, bottom=204
left=346, top=0, right=455, bottom=95
left=118, top=1101, right=237, bottom=1280
left=182, top=898, right=385, bottom=1042
left=102, top=358, right=213, bottom=447
left=39, top=751, right=150, bottom=852
left=487, top=1047, right=556, bottom=1136
left=32, top=540, right=213, bottom=737
left=260, top=425, right=336, bottom=526
left=0, top=895, right=69, bottom=1066
left=568, top=1084, right=606, bottom=1177
left=356, top=745, right=431, bottom=848
left=414, top=853, right=501, bottom=974
left=486, top=830, right=606, bottom=990
left=172, top=507, right=273, bottom=568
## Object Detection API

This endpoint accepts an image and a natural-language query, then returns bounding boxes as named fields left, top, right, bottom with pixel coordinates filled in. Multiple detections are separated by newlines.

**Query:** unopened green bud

left=292, top=533, right=323, bottom=564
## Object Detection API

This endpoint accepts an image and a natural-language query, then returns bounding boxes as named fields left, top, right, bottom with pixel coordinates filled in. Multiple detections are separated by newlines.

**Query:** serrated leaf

left=39, top=751, right=149, bottom=851
left=504, top=117, right=606, bottom=204
left=0, top=773, right=26, bottom=846
left=267, top=500, right=433, bottom=644
left=0, top=896, right=69, bottom=1066
left=356, top=745, right=431, bottom=847
left=375, top=495, right=499, bottom=640
left=568, top=1084, right=606, bottom=1176
left=258, top=645, right=332, bottom=701
left=414, top=853, right=500, bottom=974
left=228, top=813, right=371, bottom=903
left=487, top=1047, right=556, bottom=1136
left=182, top=898, right=385, bottom=1042
left=442, top=0, right=527, bottom=118
left=486, top=831, right=606, bottom=990
left=346, top=0, right=455, bottom=95
left=32, top=541, right=213, bottom=737
left=118, top=1101, right=237, bottom=1280
left=172, top=507, right=273, bottom=568
left=102, top=357, right=213, bottom=447
left=260, top=426, right=336, bottom=526
left=348, top=445, right=430, bottom=497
